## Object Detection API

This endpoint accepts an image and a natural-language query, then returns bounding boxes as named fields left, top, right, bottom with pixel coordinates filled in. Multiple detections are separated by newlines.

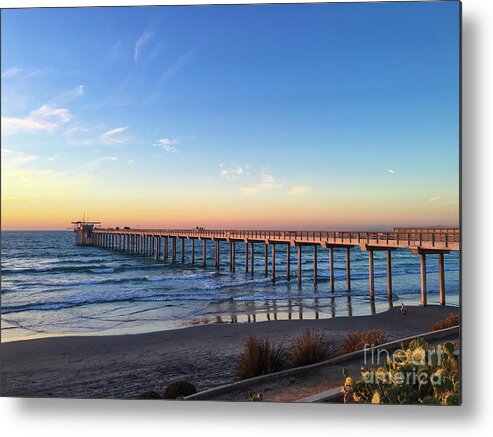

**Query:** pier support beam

left=245, top=242, right=249, bottom=273
left=420, top=253, right=427, bottom=306
left=329, top=247, right=334, bottom=293
left=264, top=244, right=268, bottom=276
left=202, top=239, right=207, bottom=267
left=271, top=244, right=276, bottom=283
left=346, top=247, right=351, bottom=291
left=164, top=237, right=168, bottom=262
left=250, top=242, right=255, bottom=274
left=231, top=241, right=235, bottom=272
left=297, top=246, right=302, bottom=288
left=250, top=243, right=254, bottom=273
left=157, top=237, right=161, bottom=259
left=368, top=249, right=375, bottom=301
left=215, top=240, right=220, bottom=269
left=313, top=245, right=318, bottom=284
left=286, top=244, right=290, bottom=280
left=439, top=253, right=446, bottom=305
left=172, top=237, right=177, bottom=262
left=387, top=249, right=393, bottom=301
left=411, top=247, right=450, bottom=307
left=192, top=239, right=195, bottom=264
left=181, top=238, right=185, bottom=263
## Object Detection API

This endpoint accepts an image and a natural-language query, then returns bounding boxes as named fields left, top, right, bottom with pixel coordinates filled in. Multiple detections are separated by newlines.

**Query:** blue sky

left=1, top=2, right=460, bottom=229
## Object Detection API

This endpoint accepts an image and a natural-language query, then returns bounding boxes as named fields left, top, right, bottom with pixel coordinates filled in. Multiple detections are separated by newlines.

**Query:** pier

left=73, top=223, right=460, bottom=307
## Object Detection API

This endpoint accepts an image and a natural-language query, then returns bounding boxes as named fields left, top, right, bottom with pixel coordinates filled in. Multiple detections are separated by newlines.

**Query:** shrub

left=341, top=339, right=460, bottom=405
left=432, top=313, right=460, bottom=331
left=339, top=329, right=387, bottom=355
left=137, top=390, right=162, bottom=400
left=235, top=335, right=285, bottom=380
left=290, top=330, right=331, bottom=367
left=162, top=380, right=197, bottom=399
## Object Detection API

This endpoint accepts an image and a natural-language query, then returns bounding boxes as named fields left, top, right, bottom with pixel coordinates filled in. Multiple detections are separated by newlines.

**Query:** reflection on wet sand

left=184, top=294, right=396, bottom=328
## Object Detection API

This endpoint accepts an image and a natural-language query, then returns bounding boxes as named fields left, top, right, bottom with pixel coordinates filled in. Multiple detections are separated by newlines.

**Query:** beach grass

left=290, top=330, right=332, bottom=367
left=235, top=335, right=285, bottom=380
left=432, top=313, right=460, bottom=331
left=339, top=329, right=387, bottom=355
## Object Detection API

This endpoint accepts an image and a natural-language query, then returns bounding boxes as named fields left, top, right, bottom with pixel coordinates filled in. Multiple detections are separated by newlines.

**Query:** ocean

left=1, top=231, right=460, bottom=342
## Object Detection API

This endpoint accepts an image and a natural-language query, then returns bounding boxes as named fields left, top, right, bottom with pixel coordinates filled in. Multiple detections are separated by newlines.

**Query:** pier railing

left=92, top=228, right=460, bottom=250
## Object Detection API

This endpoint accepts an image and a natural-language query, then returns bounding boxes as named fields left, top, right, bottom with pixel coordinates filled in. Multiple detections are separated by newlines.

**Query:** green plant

left=290, top=330, right=331, bottom=367
left=341, top=338, right=460, bottom=405
left=432, top=313, right=460, bottom=331
left=137, top=390, right=162, bottom=400
left=339, top=329, right=387, bottom=355
left=162, top=380, right=197, bottom=399
left=235, top=335, right=285, bottom=380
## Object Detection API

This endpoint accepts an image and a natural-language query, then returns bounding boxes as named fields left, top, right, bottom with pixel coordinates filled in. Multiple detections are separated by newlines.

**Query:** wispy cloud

left=2, top=67, right=23, bottom=79
left=24, top=70, right=41, bottom=79
left=96, top=156, right=118, bottom=162
left=160, top=50, right=195, bottom=87
left=429, top=196, right=441, bottom=202
left=388, top=168, right=396, bottom=174
left=100, top=127, right=129, bottom=145
left=1, top=104, right=71, bottom=135
left=55, top=84, right=84, bottom=101
left=24, top=69, right=40, bottom=79
left=154, top=137, right=179, bottom=152
left=134, top=31, right=153, bottom=62
left=240, top=168, right=283, bottom=195
left=288, top=185, right=309, bottom=196
left=1, top=149, right=39, bottom=166
left=80, top=156, right=119, bottom=171
left=219, top=164, right=249, bottom=180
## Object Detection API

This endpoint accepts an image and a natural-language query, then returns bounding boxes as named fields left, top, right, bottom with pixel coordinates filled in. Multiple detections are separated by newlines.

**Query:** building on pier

left=72, top=220, right=101, bottom=246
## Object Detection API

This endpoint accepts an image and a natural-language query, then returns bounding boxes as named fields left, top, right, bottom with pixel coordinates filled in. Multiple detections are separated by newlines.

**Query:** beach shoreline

left=0, top=305, right=459, bottom=399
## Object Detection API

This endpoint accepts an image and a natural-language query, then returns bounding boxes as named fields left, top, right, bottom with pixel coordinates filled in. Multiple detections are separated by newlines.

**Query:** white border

left=2, top=0, right=493, bottom=435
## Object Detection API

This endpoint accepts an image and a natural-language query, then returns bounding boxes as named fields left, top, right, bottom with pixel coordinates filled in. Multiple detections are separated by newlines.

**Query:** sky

left=1, top=2, right=460, bottom=230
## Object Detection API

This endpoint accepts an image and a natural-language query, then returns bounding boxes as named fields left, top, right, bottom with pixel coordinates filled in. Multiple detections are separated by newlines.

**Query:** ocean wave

left=203, top=277, right=272, bottom=290
left=90, top=268, right=115, bottom=274
left=1, top=292, right=233, bottom=314
left=145, top=272, right=215, bottom=282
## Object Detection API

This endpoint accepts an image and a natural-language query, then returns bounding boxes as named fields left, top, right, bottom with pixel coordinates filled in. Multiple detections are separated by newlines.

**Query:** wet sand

left=0, top=305, right=458, bottom=399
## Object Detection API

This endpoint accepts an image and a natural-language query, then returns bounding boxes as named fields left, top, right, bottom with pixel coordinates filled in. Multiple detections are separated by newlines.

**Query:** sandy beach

left=0, top=305, right=458, bottom=399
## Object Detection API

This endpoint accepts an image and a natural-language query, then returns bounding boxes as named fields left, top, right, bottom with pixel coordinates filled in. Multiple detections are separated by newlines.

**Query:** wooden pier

left=73, top=223, right=460, bottom=307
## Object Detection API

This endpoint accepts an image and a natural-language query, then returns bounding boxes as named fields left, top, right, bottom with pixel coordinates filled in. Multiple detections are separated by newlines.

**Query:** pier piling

left=313, top=245, right=318, bottom=284
left=439, top=253, right=446, bottom=305
left=272, top=244, right=276, bottom=283
left=420, top=253, right=427, bottom=306
left=368, top=249, right=375, bottom=301
left=286, top=244, right=290, bottom=280
left=202, top=239, right=207, bottom=268
left=387, top=249, right=393, bottom=301
left=346, top=247, right=351, bottom=290
left=329, top=247, right=334, bottom=293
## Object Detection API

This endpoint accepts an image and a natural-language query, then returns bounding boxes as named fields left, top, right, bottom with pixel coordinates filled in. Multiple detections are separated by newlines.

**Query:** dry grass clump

left=339, top=329, right=387, bottom=355
left=432, top=313, right=460, bottom=331
left=235, top=335, right=285, bottom=380
left=162, top=380, right=197, bottom=399
left=290, top=330, right=332, bottom=367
